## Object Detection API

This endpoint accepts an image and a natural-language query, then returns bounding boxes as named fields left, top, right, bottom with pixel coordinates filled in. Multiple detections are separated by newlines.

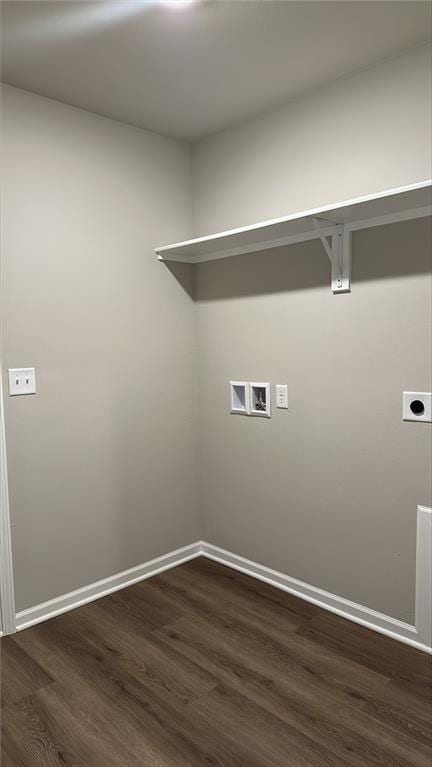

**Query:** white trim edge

left=200, top=541, right=432, bottom=655
left=15, top=542, right=202, bottom=631
left=0, top=369, right=16, bottom=635
left=416, top=505, right=432, bottom=648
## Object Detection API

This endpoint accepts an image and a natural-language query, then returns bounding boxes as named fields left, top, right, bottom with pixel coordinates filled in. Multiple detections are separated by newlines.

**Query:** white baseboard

left=200, top=538, right=431, bottom=655
left=15, top=542, right=202, bottom=631
left=416, top=505, right=432, bottom=648
left=14, top=524, right=431, bottom=655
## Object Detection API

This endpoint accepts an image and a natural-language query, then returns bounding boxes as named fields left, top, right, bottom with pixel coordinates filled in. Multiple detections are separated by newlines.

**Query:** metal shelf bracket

left=312, top=217, right=351, bottom=294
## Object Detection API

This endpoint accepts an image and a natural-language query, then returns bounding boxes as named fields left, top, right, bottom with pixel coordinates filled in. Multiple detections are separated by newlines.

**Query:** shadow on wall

left=164, top=217, right=431, bottom=302
left=163, top=261, right=196, bottom=299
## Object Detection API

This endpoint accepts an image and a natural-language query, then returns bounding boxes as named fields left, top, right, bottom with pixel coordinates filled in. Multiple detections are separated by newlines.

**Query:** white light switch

left=8, top=368, right=36, bottom=396
left=276, top=384, right=288, bottom=409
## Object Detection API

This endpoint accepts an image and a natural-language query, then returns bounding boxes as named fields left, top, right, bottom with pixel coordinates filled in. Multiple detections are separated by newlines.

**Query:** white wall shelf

left=156, top=181, right=431, bottom=294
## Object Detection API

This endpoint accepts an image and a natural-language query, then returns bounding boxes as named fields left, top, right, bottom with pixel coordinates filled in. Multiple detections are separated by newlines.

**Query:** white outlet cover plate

left=276, top=384, right=288, bottom=409
left=8, top=368, right=36, bottom=396
left=403, top=391, right=431, bottom=422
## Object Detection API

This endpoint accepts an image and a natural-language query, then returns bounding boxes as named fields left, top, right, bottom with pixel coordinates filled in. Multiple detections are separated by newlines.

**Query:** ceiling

left=1, top=0, right=431, bottom=141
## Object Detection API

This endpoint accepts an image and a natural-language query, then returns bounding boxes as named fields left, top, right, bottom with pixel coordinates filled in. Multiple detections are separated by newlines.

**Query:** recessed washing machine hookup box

left=230, top=381, right=250, bottom=415
left=250, top=382, right=271, bottom=418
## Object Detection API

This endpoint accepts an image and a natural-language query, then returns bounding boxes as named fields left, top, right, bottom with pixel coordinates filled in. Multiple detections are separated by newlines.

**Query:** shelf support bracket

left=312, top=218, right=351, bottom=294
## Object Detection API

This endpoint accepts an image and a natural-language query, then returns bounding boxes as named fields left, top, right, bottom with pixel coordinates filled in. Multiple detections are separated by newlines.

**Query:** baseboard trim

left=14, top=535, right=431, bottom=654
left=416, top=505, right=432, bottom=648
left=15, top=542, right=202, bottom=632
left=200, top=541, right=432, bottom=655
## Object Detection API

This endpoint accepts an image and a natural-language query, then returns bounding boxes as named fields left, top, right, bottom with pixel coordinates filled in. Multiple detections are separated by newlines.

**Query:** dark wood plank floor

left=1, top=557, right=431, bottom=766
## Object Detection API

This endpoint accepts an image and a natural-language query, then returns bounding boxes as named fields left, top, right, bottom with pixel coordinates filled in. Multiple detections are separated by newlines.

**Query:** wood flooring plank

left=51, top=601, right=218, bottom=703
left=38, top=672, right=273, bottom=767
left=142, top=564, right=323, bottom=657
left=154, top=614, right=431, bottom=767
left=359, top=678, right=432, bottom=748
left=14, top=618, right=266, bottom=766
left=153, top=610, right=389, bottom=710
left=188, top=683, right=350, bottom=767
left=0, top=636, right=53, bottom=708
left=227, top=663, right=431, bottom=767
left=15, top=615, right=195, bottom=712
left=296, top=612, right=432, bottom=697
left=1, top=694, right=85, bottom=767
left=94, top=575, right=186, bottom=633
left=170, top=557, right=321, bottom=625
left=3, top=560, right=431, bottom=767
left=0, top=723, right=27, bottom=767
left=37, top=682, right=174, bottom=767
left=184, top=556, right=319, bottom=613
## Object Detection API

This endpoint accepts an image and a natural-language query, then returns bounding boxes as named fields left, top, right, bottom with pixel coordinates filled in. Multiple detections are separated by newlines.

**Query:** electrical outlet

left=8, top=368, right=36, bottom=396
left=403, top=392, right=431, bottom=422
left=276, top=384, right=288, bottom=409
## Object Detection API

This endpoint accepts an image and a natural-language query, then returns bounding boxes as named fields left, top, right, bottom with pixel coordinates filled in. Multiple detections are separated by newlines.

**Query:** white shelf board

left=156, top=181, right=431, bottom=263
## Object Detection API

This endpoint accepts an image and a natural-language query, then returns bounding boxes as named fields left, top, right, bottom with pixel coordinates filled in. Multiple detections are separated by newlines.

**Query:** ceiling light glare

left=160, top=0, right=197, bottom=9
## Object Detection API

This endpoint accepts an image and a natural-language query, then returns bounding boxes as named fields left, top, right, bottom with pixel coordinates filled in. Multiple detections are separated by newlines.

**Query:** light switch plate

left=276, top=384, right=288, bottom=409
left=8, top=368, right=36, bottom=396
left=403, top=391, right=431, bottom=422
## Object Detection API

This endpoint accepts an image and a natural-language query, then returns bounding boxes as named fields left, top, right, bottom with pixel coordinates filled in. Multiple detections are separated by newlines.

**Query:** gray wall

left=193, top=45, right=431, bottom=234
left=2, top=44, right=431, bottom=624
left=193, top=47, right=432, bottom=623
left=1, top=86, right=199, bottom=612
